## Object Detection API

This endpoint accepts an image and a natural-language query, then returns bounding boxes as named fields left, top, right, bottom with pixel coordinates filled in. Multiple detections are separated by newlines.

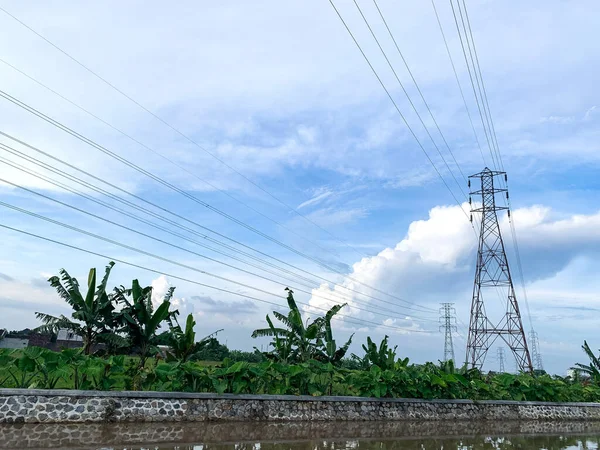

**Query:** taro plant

left=0, top=348, right=38, bottom=388
left=28, top=347, right=70, bottom=389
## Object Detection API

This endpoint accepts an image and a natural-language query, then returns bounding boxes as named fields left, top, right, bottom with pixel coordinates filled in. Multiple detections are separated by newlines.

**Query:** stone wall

left=0, top=389, right=599, bottom=424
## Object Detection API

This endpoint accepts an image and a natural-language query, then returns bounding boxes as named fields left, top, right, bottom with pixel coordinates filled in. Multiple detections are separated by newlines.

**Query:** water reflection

left=0, top=421, right=598, bottom=450
left=185, top=436, right=600, bottom=450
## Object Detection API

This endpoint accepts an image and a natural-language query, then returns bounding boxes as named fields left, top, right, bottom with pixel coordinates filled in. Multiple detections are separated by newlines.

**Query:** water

left=0, top=421, right=599, bottom=449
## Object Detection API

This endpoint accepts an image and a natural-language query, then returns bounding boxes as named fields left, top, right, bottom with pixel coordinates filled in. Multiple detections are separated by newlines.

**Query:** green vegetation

left=36, top=262, right=118, bottom=354
left=111, top=279, right=178, bottom=369
left=251, top=288, right=352, bottom=364
left=8, top=262, right=598, bottom=402
left=0, top=346, right=599, bottom=401
left=571, top=341, right=600, bottom=382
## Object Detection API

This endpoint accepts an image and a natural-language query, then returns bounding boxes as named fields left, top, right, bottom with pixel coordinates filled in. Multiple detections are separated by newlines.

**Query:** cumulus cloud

left=309, top=203, right=600, bottom=340
left=151, top=275, right=193, bottom=316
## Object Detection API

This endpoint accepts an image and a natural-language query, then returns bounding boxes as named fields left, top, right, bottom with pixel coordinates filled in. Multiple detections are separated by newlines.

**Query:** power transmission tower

left=440, top=303, right=457, bottom=362
left=529, top=330, right=544, bottom=371
left=466, top=168, right=533, bottom=372
left=497, top=347, right=505, bottom=373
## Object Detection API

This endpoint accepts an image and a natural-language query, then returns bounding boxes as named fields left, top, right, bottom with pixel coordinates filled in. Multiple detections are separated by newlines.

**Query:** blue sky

left=0, top=0, right=599, bottom=374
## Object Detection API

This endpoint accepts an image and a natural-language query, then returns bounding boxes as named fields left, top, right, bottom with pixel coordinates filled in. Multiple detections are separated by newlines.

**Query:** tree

left=166, top=313, right=223, bottom=363
left=194, top=338, right=230, bottom=361
left=352, top=335, right=398, bottom=370
left=36, top=262, right=121, bottom=355
left=314, top=304, right=353, bottom=365
left=252, top=288, right=349, bottom=364
left=112, top=279, right=178, bottom=369
left=571, top=340, right=600, bottom=382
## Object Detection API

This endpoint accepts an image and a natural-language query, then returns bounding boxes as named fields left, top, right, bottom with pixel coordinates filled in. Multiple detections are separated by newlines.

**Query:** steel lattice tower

left=466, top=168, right=533, bottom=372
left=497, top=347, right=505, bottom=373
left=529, top=330, right=544, bottom=371
left=440, top=303, right=457, bottom=362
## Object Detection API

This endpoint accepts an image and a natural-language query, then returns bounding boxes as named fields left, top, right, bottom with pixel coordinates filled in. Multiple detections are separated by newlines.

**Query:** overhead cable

left=0, top=5, right=368, bottom=259
left=0, top=137, right=437, bottom=314
left=0, top=221, right=431, bottom=334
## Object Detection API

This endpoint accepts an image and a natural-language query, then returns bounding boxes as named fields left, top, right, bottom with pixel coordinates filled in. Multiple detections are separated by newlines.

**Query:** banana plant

left=252, top=288, right=325, bottom=363
left=314, top=304, right=353, bottom=365
left=112, top=279, right=178, bottom=370
left=352, top=335, right=398, bottom=370
left=36, top=262, right=120, bottom=355
left=571, top=340, right=600, bottom=382
left=166, top=313, right=222, bottom=363
left=252, top=314, right=294, bottom=363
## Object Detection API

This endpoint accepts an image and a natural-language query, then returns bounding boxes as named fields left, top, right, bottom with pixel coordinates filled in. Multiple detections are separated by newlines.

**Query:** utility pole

left=529, top=330, right=544, bottom=372
left=497, top=347, right=505, bottom=373
left=466, top=168, right=533, bottom=372
left=440, top=303, right=457, bottom=362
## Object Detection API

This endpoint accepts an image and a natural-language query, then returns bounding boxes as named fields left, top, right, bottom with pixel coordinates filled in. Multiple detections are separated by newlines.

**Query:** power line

left=350, top=0, right=468, bottom=198
left=457, top=0, right=504, bottom=172
left=0, top=5, right=368, bottom=260
left=0, top=142, right=326, bottom=289
left=0, top=154, right=325, bottom=301
left=0, top=169, right=437, bottom=324
left=0, top=142, right=437, bottom=318
left=0, top=5, right=474, bottom=313
left=0, top=56, right=341, bottom=260
left=449, top=1, right=533, bottom=333
left=430, top=0, right=487, bottom=166
left=0, top=137, right=437, bottom=315
left=0, top=90, right=346, bottom=274
left=0, top=221, right=431, bottom=334
left=370, top=0, right=467, bottom=182
left=448, top=0, right=498, bottom=170
left=453, top=0, right=501, bottom=171
left=326, top=0, right=471, bottom=225
left=454, top=1, right=532, bottom=331
left=0, top=124, right=433, bottom=317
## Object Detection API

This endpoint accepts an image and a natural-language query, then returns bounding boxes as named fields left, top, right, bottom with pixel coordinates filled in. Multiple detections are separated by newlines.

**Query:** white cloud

left=1, top=0, right=600, bottom=374
left=303, top=206, right=369, bottom=227
left=297, top=188, right=334, bottom=210
left=1, top=0, right=598, bottom=195
left=539, top=115, right=575, bottom=124
left=584, top=105, right=598, bottom=120
left=308, top=202, right=600, bottom=371
left=151, top=275, right=193, bottom=316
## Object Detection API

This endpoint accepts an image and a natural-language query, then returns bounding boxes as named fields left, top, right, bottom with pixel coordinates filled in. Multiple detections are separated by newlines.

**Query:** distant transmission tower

left=497, top=347, right=505, bottom=373
left=529, top=330, right=544, bottom=371
left=466, top=168, right=533, bottom=372
left=440, top=303, right=457, bottom=362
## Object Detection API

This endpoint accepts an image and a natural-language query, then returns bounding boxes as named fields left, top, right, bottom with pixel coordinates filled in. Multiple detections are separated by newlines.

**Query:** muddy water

left=0, top=420, right=599, bottom=450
